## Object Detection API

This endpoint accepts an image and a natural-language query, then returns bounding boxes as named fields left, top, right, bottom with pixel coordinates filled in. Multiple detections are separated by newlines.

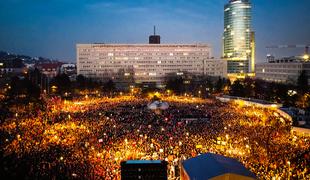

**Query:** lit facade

left=77, top=44, right=227, bottom=85
left=203, top=58, right=227, bottom=77
left=255, top=58, right=310, bottom=85
left=223, top=0, right=255, bottom=75
left=35, top=62, right=63, bottom=78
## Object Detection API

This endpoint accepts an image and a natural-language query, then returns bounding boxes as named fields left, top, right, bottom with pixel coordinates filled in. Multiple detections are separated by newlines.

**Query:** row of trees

left=229, top=78, right=309, bottom=108
left=165, top=74, right=230, bottom=96
left=2, top=69, right=309, bottom=110
left=164, top=71, right=309, bottom=110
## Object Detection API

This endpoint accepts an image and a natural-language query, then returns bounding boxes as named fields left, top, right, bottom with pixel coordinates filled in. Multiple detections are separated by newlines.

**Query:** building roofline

left=76, top=43, right=211, bottom=47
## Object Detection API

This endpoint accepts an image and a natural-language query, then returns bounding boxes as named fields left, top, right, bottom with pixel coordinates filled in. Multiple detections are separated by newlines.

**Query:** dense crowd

left=0, top=95, right=309, bottom=179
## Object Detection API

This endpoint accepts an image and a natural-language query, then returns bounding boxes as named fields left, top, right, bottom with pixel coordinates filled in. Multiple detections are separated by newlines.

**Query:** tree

left=295, top=93, right=310, bottom=109
left=253, top=79, right=266, bottom=99
left=206, top=78, right=214, bottom=93
left=243, top=78, right=255, bottom=98
left=215, top=77, right=224, bottom=92
left=76, top=74, right=86, bottom=89
left=7, top=76, right=40, bottom=101
left=103, top=79, right=116, bottom=92
left=50, top=74, right=71, bottom=94
left=229, top=80, right=245, bottom=97
left=297, top=70, right=309, bottom=93
left=165, top=76, right=184, bottom=95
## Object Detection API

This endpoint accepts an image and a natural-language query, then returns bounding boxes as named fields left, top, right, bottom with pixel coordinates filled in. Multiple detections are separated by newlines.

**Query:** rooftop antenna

left=149, top=26, right=160, bottom=44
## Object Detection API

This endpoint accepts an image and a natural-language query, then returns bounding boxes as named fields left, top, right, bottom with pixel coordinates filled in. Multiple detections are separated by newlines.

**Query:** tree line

left=2, top=69, right=309, bottom=111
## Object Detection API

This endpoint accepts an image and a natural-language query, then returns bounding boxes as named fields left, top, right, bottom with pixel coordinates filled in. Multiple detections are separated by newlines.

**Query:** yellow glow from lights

left=1, top=94, right=303, bottom=179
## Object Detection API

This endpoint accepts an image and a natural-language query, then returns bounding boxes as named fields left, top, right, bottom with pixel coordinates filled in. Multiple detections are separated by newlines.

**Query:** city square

left=1, top=0, right=310, bottom=179
left=1, top=93, right=309, bottom=179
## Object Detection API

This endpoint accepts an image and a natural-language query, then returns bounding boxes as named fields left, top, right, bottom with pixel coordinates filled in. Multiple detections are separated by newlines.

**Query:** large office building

left=77, top=40, right=227, bottom=86
left=255, top=56, right=310, bottom=85
left=223, top=0, right=255, bottom=77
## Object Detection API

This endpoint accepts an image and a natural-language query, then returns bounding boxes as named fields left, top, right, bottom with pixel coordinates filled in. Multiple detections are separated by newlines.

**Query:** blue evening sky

left=0, top=0, right=309, bottom=63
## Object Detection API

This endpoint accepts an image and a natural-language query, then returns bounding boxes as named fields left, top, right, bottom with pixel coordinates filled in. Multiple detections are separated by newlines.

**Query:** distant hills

left=0, top=51, right=66, bottom=64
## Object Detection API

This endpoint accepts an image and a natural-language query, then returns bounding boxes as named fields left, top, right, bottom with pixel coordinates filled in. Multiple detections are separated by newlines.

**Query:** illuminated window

left=149, top=72, right=156, bottom=76
left=169, top=53, right=174, bottom=56
left=108, top=53, right=114, bottom=56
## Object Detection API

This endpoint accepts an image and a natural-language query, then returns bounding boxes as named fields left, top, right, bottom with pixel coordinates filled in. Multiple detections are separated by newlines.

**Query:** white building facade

left=255, top=59, right=310, bottom=85
left=204, top=58, right=227, bottom=77
left=77, top=44, right=227, bottom=85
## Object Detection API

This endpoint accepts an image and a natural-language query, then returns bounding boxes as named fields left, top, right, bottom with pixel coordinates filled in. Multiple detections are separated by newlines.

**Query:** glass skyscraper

left=223, top=0, right=255, bottom=75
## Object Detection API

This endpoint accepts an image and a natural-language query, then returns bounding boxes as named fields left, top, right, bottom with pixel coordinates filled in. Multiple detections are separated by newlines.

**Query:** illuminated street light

left=287, top=90, right=297, bottom=96
left=51, top=86, right=58, bottom=93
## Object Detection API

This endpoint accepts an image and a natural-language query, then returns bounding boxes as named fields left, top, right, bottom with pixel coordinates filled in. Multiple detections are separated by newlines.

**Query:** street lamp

left=287, top=90, right=297, bottom=96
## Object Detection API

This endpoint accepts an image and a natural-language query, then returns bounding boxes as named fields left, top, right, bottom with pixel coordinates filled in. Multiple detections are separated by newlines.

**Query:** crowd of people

left=0, top=94, right=309, bottom=179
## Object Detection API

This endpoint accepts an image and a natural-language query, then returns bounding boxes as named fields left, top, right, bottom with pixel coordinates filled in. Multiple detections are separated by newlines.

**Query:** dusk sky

left=0, top=0, right=309, bottom=63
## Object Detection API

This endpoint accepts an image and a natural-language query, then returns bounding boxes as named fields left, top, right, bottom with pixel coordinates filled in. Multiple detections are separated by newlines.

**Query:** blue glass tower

left=223, top=0, right=255, bottom=75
